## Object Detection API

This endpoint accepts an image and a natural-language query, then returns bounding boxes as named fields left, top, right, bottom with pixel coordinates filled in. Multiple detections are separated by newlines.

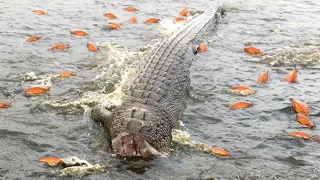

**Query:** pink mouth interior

left=112, top=132, right=160, bottom=157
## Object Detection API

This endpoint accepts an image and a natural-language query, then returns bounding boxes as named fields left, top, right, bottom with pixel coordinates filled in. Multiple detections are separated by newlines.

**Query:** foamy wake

left=247, top=43, right=320, bottom=66
left=23, top=16, right=198, bottom=115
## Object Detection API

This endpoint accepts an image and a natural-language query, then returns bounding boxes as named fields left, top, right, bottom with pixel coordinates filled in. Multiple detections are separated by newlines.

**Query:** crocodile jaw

left=112, top=132, right=162, bottom=157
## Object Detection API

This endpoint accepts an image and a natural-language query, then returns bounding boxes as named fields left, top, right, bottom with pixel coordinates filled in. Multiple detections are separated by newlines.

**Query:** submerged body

left=91, top=3, right=222, bottom=157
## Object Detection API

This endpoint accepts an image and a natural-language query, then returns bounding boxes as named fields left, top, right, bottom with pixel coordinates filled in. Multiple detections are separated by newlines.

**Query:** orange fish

left=296, top=113, right=316, bottom=129
left=59, top=72, right=76, bottom=77
left=227, top=101, right=253, bottom=109
left=27, top=36, right=41, bottom=42
left=180, top=8, right=188, bottom=16
left=195, top=40, right=207, bottom=53
left=209, top=147, right=232, bottom=156
left=33, top=10, right=47, bottom=15
left=70, top=30, right=89, bottom=36
left=0, top=102, right=12, bottom=108
left=108, top=22, right=121, bottom=29
left=87, top=42, right=98, bottom=52
left=173, top=17, right=186, bottom=23
left=49, top=44, right=70, bottom=50
left=244, top=46, right=263, bottom=55
left=143, top=18, right=161, bottom=24
left=24, top=87, right=50, bottom=95
left=288, top=131, right=318, bottom=141
left=228, top=85, right=250, bottom=91
left=38, top=156, right=61, bottom=166
left=229, top=85, right=256, bottom=95
left=104, top=12, right=117, bottom=19
left=129, top=16, right=137, bottom=24
left=285, top=66, right=298, bottom=83
left=124, top=6, right=138, bottom=11
left=258, top=71, right=268, bottom=84
left=290, top=98, right=309, bottom=116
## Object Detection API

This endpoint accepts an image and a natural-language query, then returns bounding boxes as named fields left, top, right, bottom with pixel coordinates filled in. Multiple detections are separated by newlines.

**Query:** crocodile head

left=111, top=106, right=170, bottom=158
left=91, top=104, right=170, bottom=158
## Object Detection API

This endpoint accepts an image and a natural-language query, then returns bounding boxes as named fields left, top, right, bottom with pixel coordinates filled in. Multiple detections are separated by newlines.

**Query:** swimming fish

left=258, top=71, right=268, bottom=84
left=173, top=17, right=186, bottom=23
left=70, top=30, right=89, bottom=36
left=38, top=156, right=62, bottom=166
left=49, top=44, right=70, bottom=50
left=143, top=18, right=161, bottom=24
left=296, top=113, right=316, bottom=129
left=180, top=8, right=188, bottom=16
left=124, top=6, right=139, bottom=11
left=229, top=85, right=250, bottom=91
left=226, top=101, right=253, bottom=109
left=285, top=66, right=298, bottom=83
left=209, top=147, right=232, bottom=156
left=244, top=46, right=263, bottom=55
left=24, top=87, right=50, bottom=95
left=288, top=131, right=318, bottom=141
left=33, top=10, right=47, bottom=15
left=198, top=41, right=207, bottom=53
left=129, top=16, right=137, bottom=24
left=228, top=85, right=256, bottom=95
left=87, top=42, right=98, bottom=52
left=290, top=98, right=309, bottom=116
left=59, top=72, right=76, bottom=77
left=27, top=36, right=41, bottom=42
left=0, top=102, right=12, bottom=108
left=108, top=22, right=121, bottom=29
left=104, top=12, right=117, bottom=19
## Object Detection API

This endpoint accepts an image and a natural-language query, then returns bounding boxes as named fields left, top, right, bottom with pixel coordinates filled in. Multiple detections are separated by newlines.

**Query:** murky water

left=1, top=0, right=320, bottom=179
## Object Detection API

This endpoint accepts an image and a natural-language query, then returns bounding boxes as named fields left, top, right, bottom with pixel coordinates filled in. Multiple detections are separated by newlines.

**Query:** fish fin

left=193, top=47, right=198, bottom=55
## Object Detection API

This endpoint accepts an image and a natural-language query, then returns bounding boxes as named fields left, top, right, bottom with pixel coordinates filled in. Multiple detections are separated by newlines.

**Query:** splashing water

left=248, top=43, right=320, bottom=66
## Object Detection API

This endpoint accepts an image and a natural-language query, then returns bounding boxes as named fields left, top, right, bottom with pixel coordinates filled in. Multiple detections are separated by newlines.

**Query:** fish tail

left=313, top=135, right=320, bottom=142
left=311, top=125, right=316, bottom=129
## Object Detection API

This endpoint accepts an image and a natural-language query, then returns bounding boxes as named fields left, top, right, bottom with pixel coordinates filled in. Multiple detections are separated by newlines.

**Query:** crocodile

left=91, top=2, right=222, bottom=157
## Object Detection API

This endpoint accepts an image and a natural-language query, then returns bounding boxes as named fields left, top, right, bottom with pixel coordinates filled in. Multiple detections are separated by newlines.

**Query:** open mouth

left=111, top=132, right=162, bottom=157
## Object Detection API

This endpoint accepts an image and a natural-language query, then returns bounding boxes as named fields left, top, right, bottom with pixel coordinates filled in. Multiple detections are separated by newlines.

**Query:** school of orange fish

left=1, top=6, right=317, bottom=166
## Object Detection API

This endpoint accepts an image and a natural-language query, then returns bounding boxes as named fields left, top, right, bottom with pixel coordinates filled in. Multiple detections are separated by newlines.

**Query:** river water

left=1, top=0, right=320, bottom=179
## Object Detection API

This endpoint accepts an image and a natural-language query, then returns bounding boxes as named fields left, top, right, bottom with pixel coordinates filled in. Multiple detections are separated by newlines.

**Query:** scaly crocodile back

left=95, top=2, right=222, bottom=154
